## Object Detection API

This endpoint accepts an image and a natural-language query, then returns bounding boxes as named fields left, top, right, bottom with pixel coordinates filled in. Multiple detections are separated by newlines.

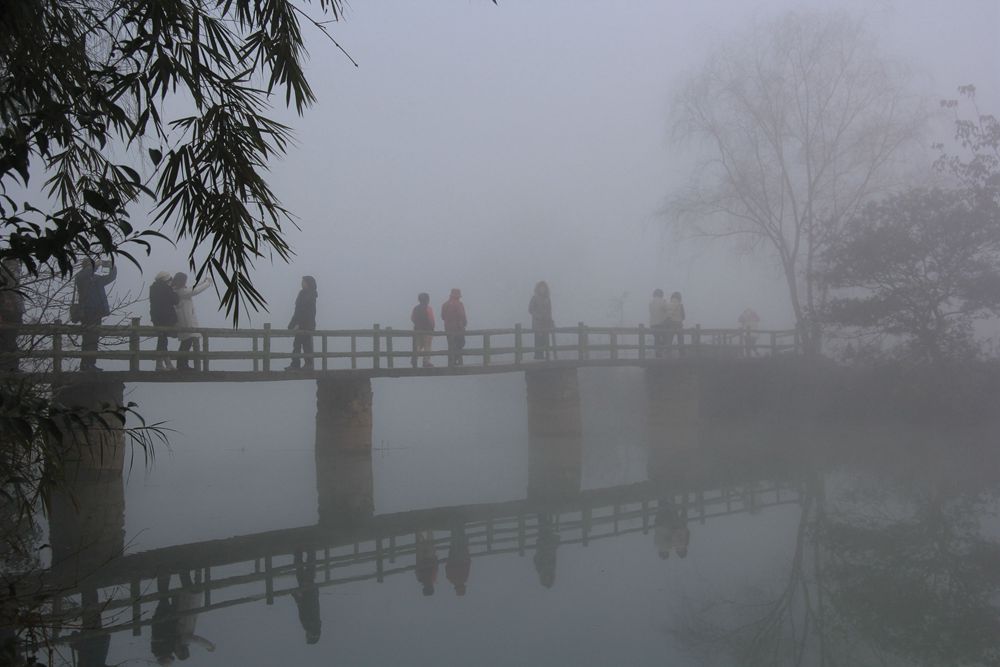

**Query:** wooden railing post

left=350, top=335, right=357, bottom=369
left=638, top=323, right=646, bottom=360
left=693, top=324, right=701, bottom=352
left=578, top=322, right=588, bottom=361
left=262, top=323, right=271, bottom=372
left=385, top=326, right=394, bottom=368
left=265, top=555, right=274, bottom=605
left=372, top=324, right=381, bottom=370
left=514, top=323, right=523, bottom=365
left=129, top=317, right=140, bottom=371
left=610, top=331, right=618, bottom=360
left=483, top=333, right=491, bottom=366
left=252, top=336, right=259, bottom=372
left=321, top=335, right=328, bottom=371
left=771, top=331, right=777, bottom=356
left=201, top=331, right=210, bottom=372
left=52, top=319, right=63, bottom=376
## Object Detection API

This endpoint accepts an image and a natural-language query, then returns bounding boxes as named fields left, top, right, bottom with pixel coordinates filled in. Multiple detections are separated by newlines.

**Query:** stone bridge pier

left=315, top=378, right=374, bottom=525
left=47, top=381, right=127, bottom=584
left=645, top=366, right=702, bottom=484
left=525, top=368, right=583, bottom=502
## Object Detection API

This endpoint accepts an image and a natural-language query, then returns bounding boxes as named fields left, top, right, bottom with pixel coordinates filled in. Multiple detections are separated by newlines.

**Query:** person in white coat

left=172, top=272, right=210, bottom=371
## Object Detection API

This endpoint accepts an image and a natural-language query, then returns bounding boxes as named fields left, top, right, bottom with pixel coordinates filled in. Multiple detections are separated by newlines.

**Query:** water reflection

left=14, top=373, right=1000, bottom=665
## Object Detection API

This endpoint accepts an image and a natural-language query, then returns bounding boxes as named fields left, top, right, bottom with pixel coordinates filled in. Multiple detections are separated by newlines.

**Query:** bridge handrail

left=0, top=320, right=802, bottom=375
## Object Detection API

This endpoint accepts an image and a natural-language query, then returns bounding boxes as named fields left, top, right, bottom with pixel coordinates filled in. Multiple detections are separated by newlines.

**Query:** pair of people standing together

left=411, top=289, right=467, bottom=368
left=149, top=272, right=210, bottom=371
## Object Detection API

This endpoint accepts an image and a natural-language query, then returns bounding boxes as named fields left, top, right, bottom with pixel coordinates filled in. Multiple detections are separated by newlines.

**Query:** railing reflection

left=40, top=477, right=801, bottom=649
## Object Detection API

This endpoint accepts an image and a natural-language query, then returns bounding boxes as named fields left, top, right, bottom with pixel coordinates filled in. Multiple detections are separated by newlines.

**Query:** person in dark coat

left=151, top=575, right=180, bottom=665
left=291, top=550, right=321, bottom=644
left=74, top=259, right=117, bottom=371
left=445, top=525, right=471, bottom=596
left=410, top=292, right=436, bottom=368
left=286, top=276, right=317, bottom=371
left=528, top=281, right=554, bottom=360
left=440, top=288, right=467, bottom=367
left=149, top=271, right=179, bottom=371
left=0, top=259, right=24, bottom=372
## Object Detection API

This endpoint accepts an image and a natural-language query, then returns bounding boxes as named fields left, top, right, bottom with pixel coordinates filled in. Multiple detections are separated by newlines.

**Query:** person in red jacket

left=445, top=526, right=471, bottom=597
left=415, top=530, right=438, bottom=596
left=440, top=288, right=467, bottom=367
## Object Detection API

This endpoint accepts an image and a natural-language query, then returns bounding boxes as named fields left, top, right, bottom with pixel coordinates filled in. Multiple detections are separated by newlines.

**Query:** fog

left=101, top=0, right=999, bottom=333
left=11, top=2, right=1000, bottom=665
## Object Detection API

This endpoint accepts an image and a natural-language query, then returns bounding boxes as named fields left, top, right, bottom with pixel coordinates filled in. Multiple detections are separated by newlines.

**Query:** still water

left=38, top=368, right=1000, bottom=666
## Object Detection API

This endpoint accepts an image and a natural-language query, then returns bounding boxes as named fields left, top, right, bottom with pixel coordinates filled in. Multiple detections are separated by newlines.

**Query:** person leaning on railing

left=172, top=272, right=210, bottom=371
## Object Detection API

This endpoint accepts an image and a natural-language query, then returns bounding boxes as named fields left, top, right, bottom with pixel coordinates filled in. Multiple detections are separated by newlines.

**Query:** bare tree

left=667, top=11, right=927, bottom=354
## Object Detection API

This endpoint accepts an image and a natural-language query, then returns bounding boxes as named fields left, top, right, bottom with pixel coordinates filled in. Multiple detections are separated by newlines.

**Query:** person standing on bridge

left=172, top=272, right=211, bottom=372
left=529, top=281, right=555, bottom=360
left=410, top=292, right=435, bottom=368
left=665, top=291, right=686, bottom=354
left=649, top=289, right=670, bottom=358
left=149, top=271, right=179, bottom=371
left=738, top=307, right=761, bottom=357
left=74, top=258, right=117, bottom=371
left=441, top=288, right=467, bottom=367
left=286, top=275, right=318, bottom=371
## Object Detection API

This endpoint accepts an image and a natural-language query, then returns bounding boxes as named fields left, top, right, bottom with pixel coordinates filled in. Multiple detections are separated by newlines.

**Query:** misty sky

left=106, top=0, right=1000, bottom=333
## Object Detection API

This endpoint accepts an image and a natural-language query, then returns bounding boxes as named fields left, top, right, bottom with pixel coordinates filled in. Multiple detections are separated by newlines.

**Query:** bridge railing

left=0, top=321, right=800, bottom=374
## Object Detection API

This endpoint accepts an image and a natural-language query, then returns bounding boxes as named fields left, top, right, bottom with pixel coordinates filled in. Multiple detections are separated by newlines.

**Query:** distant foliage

left=822, top=87, right=1000, bottom=363
left=821, top=188, right=1000, bottom=362
left=667, top=10, right=926, bottom=355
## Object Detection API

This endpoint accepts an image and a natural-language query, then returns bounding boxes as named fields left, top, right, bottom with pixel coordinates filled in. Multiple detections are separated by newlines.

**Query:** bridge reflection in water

left=38, top=366, right=805, bottom=651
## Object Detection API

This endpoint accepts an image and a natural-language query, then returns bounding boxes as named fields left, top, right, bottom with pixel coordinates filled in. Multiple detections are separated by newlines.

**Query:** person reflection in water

left=533, top=514, right=560, bottom=589
left=445, top=525, right=471, bottom=596
left=69, top=589, right=110, bottom=667
left=654, top=496, right=690, bottom=559
left=151, top=575, right=180, bottom=664
left=176, top=570, right=215, bottom=659
left=151, top=572, right=214, bottom=663
left=292, top=550, right=321, bottom=644
left=415, top=530, right=438, bottom=596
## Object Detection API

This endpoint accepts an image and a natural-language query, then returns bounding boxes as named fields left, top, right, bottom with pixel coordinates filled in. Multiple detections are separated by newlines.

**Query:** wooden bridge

left=0, top=321, right=800, bottom=381
left=35, top=477, right=801, bottom=645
